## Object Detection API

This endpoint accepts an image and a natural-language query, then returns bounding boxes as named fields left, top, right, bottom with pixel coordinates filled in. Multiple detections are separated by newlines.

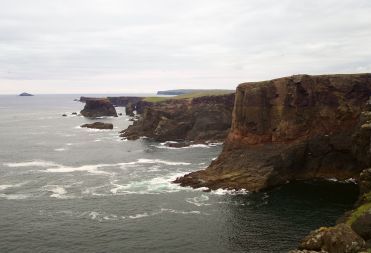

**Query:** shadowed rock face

left=80, top=99, right=118, bottom=118
left=120, top=93, right=235, bottom=143
left=80, top=122, right=113, bottom=130
left=175, top=74, right=371, bottom=191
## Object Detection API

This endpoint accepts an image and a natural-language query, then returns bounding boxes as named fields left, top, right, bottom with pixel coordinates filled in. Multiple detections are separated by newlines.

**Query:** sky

left=0, top=0, right=371, bottom=94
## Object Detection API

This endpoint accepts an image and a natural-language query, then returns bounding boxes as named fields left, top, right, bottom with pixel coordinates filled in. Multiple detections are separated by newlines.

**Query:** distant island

left=157, top=89, right=234, bottom=95
left=19, top=92, right=33, bottom=96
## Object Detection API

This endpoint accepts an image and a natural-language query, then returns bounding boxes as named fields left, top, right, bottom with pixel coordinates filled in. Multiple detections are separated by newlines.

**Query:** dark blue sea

left=0, top=94, right=359, bottom=252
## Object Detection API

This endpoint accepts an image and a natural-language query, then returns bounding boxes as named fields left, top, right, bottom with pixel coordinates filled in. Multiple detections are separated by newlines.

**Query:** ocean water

left=0, top=95, right=359, bottom=253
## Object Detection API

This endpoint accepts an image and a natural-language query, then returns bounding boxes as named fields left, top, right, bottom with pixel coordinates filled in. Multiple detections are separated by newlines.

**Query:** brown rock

left=175, top=74, right=371, bottom=191
left=298, top=224, right=365, bottom=253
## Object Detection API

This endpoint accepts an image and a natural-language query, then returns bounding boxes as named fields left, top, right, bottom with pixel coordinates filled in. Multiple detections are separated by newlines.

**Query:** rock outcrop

left=175, top=74, right=371, bottom=191
left=80, top=99, right=118, bottom=118
left=80, top=122, right=113, bottom=129
left=120, top=93, right=235, bottom=143
left=19, top=92, right=33, bottom=96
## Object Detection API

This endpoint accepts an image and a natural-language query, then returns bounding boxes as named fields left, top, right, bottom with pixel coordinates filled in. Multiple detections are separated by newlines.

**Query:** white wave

left=54, top=148, right=67, bottom=152
left=207, top=142, right=223, bottom=146
left=43, top=185, right=71, bottom=199
left=186, top=194, right=211, bottom=206
left=3, top=160, right=58, bottom=168
left=153, top=142, right=210, bottom=150
left=88, top=211, right=101, bottom=221
left=210, top=188, right=250, bottom=195
left=135, top=159, right=190, bottom=166
left=345, top=178, right=357, bottom=184
left=0, top=193, right=30, bottom=200
left=45, top=164, right=113, bottom=175
left=0, top=182, right=28, bottom=191
left=4, top=159, right=189, bottom=178
left=110, top=172, right=190, bottom=195
left=129, top=212, right=149, bottom=219
left=327, top=178, right=338, bottom=182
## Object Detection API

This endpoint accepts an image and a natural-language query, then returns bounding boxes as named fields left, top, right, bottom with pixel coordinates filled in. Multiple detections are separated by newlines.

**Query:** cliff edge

left=175, top=73, right=371, bottom=191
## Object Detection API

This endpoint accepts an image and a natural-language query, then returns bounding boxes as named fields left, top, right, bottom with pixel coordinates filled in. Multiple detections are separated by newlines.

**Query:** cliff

left=80, top=98, right=118, bottom=117
left=291, top=103, right=371, bottom=252
left=175, top=74, right=371, bottom=191
left=120, top=93, right=235, bottom=143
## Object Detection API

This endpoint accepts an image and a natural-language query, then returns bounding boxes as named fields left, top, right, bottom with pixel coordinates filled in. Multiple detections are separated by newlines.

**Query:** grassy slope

left=143, top=90, right=234, bottom=103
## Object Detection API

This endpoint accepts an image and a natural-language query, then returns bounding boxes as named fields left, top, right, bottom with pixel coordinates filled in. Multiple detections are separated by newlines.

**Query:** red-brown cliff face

left=175, top=74, right=371, bottom=191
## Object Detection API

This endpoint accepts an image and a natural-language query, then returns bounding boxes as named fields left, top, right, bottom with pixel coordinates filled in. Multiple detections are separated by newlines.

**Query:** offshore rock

left=80, top=122, right=113, bottom=130
left=80, top=99, right=118, bottom=118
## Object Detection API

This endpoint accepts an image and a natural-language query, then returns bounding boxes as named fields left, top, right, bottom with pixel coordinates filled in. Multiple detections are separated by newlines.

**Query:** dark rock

left=71, top=112, right=77, bottom=115
left=118, top=113, right=123, bottom=116
left=80, top=99, right=117, bottom=118
left=167, top=141, right=191, bottom=148
left=120, top=93, right=235, bottom=144
left=352, top=213, right=371, bottom=242
left=19, top=92, right=33, bottom=96
left=62, top=114, right=67, bottom=117
left=80, top=122, right=113, bottom=130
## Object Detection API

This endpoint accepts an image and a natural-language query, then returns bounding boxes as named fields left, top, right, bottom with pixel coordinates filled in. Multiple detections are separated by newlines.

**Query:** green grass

left=143, top=90, right=234, bottom=103
left=346, top=202, right=371, bottom=225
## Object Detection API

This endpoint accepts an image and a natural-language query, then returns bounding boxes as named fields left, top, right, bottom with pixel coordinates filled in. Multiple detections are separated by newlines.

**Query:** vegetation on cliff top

left=143, top=90, right=235, bottom=103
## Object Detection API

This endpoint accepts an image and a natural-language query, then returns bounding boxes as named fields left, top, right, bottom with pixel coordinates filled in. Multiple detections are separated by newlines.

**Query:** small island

left=19, top=92, right=34, bottom=96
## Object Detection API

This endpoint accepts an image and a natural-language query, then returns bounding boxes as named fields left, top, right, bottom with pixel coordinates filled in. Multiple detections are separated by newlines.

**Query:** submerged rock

left=80, top=122, right=113, bottom=130
left=80, top=99, right=117, bottom=118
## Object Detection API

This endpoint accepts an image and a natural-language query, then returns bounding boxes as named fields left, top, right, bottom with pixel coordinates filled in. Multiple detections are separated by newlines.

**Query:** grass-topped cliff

left=121, top=92, right=235, bottom=144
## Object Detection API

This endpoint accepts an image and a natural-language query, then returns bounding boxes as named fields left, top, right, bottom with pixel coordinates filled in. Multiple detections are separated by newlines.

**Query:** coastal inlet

left=0, top=94, right=359, bottom=253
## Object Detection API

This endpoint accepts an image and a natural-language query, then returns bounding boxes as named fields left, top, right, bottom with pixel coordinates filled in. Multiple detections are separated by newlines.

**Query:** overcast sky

left=0, top=0, right=371, bottom=94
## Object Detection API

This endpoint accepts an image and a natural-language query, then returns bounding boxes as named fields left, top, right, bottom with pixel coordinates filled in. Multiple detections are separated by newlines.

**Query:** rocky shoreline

left=174, top=73, right=371, bottom=252
left=120, top=93, right=235, bottom=144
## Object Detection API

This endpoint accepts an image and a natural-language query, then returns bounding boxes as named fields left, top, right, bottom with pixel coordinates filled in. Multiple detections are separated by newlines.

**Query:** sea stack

left=80, top=98, right=118, bottom=118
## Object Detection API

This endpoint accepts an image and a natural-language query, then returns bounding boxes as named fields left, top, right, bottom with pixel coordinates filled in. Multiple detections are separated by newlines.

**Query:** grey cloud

left=0, top=0, right=371, bottom=93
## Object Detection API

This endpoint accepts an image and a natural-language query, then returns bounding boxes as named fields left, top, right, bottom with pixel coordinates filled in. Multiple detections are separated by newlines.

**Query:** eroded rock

left=80, top=99, right=117, bottom=118
left=80, top=122, right=113, bottom=129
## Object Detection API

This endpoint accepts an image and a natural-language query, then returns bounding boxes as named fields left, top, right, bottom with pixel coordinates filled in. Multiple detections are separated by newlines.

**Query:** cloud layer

left=0, top=0, right=371, bottom=93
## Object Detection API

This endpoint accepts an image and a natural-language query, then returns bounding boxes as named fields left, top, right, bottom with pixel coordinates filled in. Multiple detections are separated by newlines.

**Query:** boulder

left=298, top=224, right=365, bottom=253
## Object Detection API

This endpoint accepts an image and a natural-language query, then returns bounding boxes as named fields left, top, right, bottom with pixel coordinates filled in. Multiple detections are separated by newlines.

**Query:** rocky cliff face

left=80, top=99, right=118, bottom=118
left=120, top=93, right=235, bottom=143
left=175, top=74, right=371, bottom=191
left=290, top=102, right=371, bottom=252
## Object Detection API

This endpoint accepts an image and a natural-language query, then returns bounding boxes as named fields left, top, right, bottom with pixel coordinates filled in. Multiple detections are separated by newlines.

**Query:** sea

left=0, top=94, right=359, bottom=253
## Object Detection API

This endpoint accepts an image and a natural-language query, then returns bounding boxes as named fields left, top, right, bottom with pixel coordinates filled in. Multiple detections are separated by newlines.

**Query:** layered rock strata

left=175, top=74, right=371, bottom=191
